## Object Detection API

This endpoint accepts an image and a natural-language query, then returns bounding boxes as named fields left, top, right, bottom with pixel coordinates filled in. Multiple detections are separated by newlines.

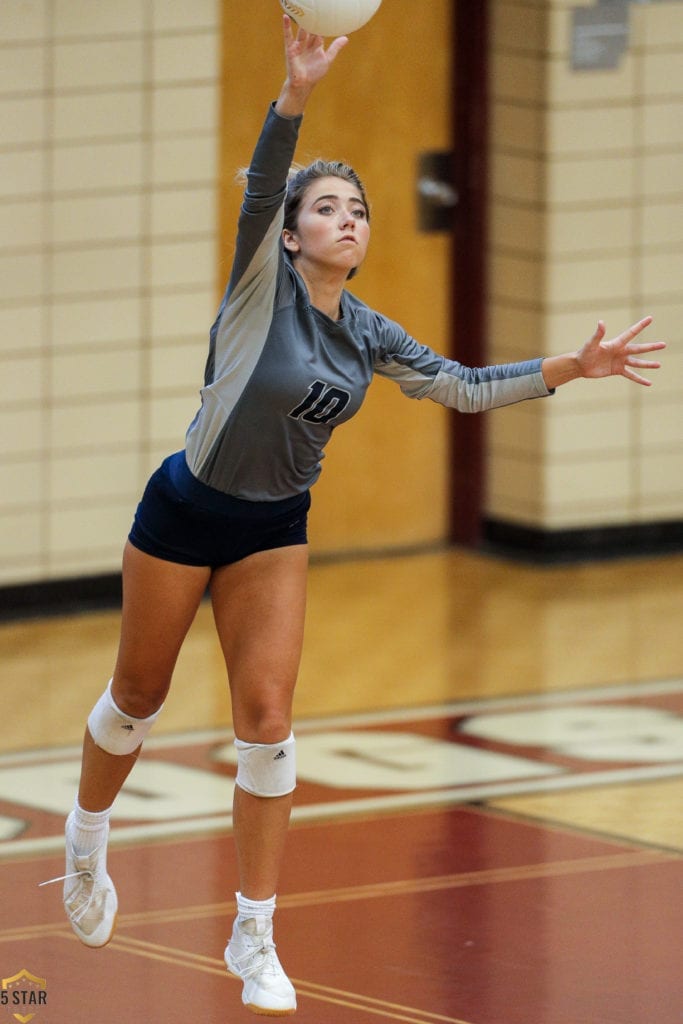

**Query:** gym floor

left=1, top=547, right=682, bottom=1022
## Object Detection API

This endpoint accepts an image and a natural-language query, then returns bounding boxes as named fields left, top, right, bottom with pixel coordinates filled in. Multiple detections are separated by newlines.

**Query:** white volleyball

left=280, top=0, right=382, bottom=36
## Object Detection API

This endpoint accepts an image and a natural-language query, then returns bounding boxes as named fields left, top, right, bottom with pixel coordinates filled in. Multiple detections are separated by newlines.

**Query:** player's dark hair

left=284, top=160, right=370, bottom=279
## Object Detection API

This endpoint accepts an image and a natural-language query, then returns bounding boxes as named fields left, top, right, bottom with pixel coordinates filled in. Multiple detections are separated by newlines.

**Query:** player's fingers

left=626, top=341, right=666, bottom=354
left=622, top=315, right=653, bottom=341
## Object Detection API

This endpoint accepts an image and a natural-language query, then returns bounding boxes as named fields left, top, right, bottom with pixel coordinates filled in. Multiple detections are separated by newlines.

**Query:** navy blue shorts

left=128, top=452, right=311, bottom=568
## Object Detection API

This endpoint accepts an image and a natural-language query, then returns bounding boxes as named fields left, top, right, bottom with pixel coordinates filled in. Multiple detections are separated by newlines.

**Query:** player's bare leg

left=211, top=544, right=308, bottom=1015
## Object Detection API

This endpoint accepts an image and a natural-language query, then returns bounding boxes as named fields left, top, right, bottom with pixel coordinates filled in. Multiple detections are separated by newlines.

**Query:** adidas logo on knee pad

left=234, top=733, right=296, bottom=797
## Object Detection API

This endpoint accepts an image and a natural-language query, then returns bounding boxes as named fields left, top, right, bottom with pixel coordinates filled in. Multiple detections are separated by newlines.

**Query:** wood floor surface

left=1, top=547, right=682, bottom=1023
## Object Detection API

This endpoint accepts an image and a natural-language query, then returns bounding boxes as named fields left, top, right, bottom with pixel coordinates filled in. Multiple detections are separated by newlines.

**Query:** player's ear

left=282, top=229, right=300, bottom=254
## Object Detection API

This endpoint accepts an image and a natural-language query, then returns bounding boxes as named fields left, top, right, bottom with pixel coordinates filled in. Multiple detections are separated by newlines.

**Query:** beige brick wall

left=487, top=0, right=683, bottom=530
left=0, top=0, right=219, bottom=585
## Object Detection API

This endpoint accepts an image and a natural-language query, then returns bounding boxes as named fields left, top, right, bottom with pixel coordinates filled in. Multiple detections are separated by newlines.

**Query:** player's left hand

left=577, top=316, right=666, bottom=386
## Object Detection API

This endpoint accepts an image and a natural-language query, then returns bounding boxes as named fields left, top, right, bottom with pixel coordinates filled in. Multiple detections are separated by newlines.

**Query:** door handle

left=417, top=176, right=459, bottom=208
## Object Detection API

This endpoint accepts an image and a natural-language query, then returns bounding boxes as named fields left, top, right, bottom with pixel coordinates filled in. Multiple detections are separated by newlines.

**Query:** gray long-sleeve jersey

left=184, top=104, right=551, bottom=501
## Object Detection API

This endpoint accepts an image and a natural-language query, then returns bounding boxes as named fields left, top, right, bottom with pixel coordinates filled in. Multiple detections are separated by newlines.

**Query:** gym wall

left=486, top=0, right=683, bottom=546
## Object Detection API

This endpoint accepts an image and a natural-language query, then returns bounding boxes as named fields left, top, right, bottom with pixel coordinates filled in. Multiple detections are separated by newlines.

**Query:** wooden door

left=220, top=1, right=455, bottom=554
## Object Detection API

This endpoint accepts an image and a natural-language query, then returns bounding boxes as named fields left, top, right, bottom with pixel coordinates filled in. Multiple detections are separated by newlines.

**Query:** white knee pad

left=87, top=679, right=162, bottom=756
left=234, top=732, right=296, bottom=798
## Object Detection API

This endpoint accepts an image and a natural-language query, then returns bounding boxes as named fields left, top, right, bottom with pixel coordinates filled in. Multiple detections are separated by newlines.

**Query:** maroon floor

left=3, top=805, right=682, bottom=1024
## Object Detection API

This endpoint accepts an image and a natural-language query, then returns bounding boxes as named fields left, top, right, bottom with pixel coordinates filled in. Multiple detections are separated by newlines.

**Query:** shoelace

left=38, top=869, right=95, bottom=924
left=231, top=937, right=281, bottom=979
left=39, top=869, right=91, bottom=887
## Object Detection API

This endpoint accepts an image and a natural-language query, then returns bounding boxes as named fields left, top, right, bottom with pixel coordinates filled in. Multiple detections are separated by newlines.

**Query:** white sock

left=236, top=891, right=276, bottom=926
left=68, top=800, right=112, bottom=856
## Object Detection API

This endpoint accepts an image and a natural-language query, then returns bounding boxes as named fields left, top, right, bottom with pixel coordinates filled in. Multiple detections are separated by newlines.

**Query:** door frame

left=449, top=0, right=490, bottom=546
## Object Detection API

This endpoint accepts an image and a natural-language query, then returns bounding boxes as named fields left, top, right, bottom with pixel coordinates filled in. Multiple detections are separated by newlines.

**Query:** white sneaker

left=225, top=916, right=296, bottom=1016
left=41, top=811, right=118, bottom=948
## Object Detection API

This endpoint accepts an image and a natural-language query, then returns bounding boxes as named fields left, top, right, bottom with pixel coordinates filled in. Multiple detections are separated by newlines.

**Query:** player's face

left=283, top=176, right=370, bottom=275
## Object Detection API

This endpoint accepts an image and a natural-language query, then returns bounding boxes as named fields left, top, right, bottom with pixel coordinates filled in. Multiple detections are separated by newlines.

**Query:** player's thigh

left=113, top=540, right=211, bottom=714
left=209, top=544, right=309, bottom=741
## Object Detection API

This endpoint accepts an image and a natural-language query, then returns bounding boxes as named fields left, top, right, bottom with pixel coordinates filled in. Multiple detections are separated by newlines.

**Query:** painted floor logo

left=1, top=971, right=47, bottom=1024
left=0, top=678, right=682, bottom=858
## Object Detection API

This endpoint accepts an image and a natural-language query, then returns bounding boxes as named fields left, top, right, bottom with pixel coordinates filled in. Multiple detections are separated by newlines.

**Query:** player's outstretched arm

left=541, top=316, right=666, bottom=390
left=275, top=14, right=348, bottom=118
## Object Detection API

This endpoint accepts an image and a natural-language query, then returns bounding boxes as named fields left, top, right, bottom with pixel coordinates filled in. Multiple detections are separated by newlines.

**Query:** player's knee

left=112, top=672, right=169, bottom=719
left=234, top=732, right=296, bottom=797
left=87, top=679, right=163, bottom=756
left=235, top=698, right=294, bottom=744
